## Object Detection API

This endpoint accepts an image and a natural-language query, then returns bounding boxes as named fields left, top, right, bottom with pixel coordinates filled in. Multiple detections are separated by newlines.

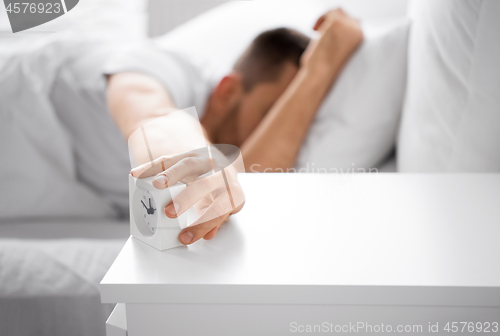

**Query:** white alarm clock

left=129, top=174, right=187, bottom=250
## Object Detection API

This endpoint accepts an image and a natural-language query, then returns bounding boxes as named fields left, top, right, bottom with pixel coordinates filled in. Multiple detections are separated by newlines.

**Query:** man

left=107, top=27, right=311, bottom=164
left=51, top=9, right=362, bottom=245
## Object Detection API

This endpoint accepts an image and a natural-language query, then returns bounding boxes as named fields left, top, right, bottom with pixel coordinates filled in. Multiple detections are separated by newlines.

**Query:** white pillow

left=296, top=21, right=410, bottom=172
left=398, top=0, right=500, bottom=172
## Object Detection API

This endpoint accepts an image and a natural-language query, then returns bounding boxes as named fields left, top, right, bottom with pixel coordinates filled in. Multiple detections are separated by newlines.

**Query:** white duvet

left=0, top=35, right=128, bottom=336
left=0, top=220, right=128, bottom=336
left=0, top=35, right=121, bottom=221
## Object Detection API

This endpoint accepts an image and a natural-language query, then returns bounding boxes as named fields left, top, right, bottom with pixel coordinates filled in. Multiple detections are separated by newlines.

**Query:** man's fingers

left=313, top=8, right=348, bottom=31
left=191, top=194, right=232, bottom=228
left=178, top=194, right=233, bottom=245
left=131, top=146, right=211, bottom=181
left=152, top=156, right=210, bottom=189
left=178, top=210, right=229, bottom=245
left=131, top=155, right=185, bottom=179
left=165, top=172, right=225, bottom=218
left=313, top=14, right=326, bottom=30
left=202, top=225, right=220, bottom=241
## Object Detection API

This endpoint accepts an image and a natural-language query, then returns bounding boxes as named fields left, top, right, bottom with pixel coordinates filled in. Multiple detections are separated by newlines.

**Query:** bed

left=0, top=220, right=129, bottom=336
left=0, top=1, right=409, bottom=335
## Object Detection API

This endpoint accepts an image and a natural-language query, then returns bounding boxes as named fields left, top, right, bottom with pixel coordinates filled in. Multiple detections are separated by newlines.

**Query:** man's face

left=219, top=62, right=299, bottom=146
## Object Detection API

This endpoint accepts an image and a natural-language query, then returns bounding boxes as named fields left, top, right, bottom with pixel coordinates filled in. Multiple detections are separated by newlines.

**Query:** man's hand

left=301, top=8, right=363, bottom=76
left=131, top=145, right=245, bottom=245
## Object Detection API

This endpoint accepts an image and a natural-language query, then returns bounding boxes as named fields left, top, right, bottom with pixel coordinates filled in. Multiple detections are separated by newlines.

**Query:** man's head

left=203, top=28, right=310, bottom=146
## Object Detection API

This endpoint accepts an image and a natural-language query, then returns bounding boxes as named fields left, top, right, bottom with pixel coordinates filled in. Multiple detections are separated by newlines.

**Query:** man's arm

left=107, top=72, right=207, bottom=165
left=107, top=72, right=244, bottom=245
left=241, top=9, right=363, bottom=172
left=107, top=73, right=195, bottom=145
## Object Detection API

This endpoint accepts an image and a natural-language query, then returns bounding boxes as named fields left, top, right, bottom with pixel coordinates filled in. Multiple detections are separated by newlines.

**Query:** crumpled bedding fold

left=0, top=34, right=119, bottom=221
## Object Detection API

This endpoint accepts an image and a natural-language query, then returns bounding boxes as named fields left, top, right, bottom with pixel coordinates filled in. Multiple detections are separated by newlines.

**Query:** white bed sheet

left=0, top=1, right=143, bottom=336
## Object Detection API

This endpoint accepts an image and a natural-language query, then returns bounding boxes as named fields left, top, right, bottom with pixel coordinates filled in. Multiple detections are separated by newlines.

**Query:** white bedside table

left=101, top=174, right=500, bottom=336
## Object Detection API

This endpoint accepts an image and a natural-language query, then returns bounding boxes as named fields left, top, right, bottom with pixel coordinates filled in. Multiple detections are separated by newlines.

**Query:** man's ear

left=212, top=73, right=243, bottom=115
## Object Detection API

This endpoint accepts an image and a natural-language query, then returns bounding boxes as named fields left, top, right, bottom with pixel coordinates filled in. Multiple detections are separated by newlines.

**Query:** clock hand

left=148, top=198, right=155, bottom=214
left=141, top=200, right=148, bottom=210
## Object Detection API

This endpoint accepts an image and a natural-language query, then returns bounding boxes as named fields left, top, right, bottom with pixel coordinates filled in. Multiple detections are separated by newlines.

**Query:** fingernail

left=165, top=202, right=179, bottom=218
left=153, top=175, right=168, bottom=188
left=180, top=231, right=193, bottom=244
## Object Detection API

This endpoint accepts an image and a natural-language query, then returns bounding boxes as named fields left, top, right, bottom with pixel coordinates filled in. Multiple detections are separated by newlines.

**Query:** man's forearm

left=107, top=72, right=206, bottom=166
left=107, top=72, right=176, bottom=138
left=240, top=63, right=341, bottom=172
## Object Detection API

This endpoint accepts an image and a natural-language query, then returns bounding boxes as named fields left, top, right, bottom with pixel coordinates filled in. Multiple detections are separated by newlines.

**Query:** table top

left=100, top=173, right=500, bottom=306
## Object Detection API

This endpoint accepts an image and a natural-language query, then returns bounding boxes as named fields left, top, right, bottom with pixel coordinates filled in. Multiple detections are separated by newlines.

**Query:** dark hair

left=233, top=28, right=310, bottom=91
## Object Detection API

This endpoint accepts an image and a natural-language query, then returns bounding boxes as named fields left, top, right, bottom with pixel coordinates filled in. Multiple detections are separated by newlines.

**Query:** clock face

left=134, top=189, right=158, bottom=236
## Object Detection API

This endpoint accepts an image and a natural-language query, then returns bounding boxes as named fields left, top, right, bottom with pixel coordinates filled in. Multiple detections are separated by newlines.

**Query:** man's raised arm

left=241, top=9, right=363, bottom=171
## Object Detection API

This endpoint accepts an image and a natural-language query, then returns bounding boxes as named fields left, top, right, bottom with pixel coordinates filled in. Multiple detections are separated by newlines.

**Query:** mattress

left=0, top=220, right=129, bottom=336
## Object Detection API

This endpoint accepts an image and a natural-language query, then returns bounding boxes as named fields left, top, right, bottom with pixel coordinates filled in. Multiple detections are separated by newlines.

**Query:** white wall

left=148, top=0, right=223, bottom=37
left=0, top=0, right=408, bottom=37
